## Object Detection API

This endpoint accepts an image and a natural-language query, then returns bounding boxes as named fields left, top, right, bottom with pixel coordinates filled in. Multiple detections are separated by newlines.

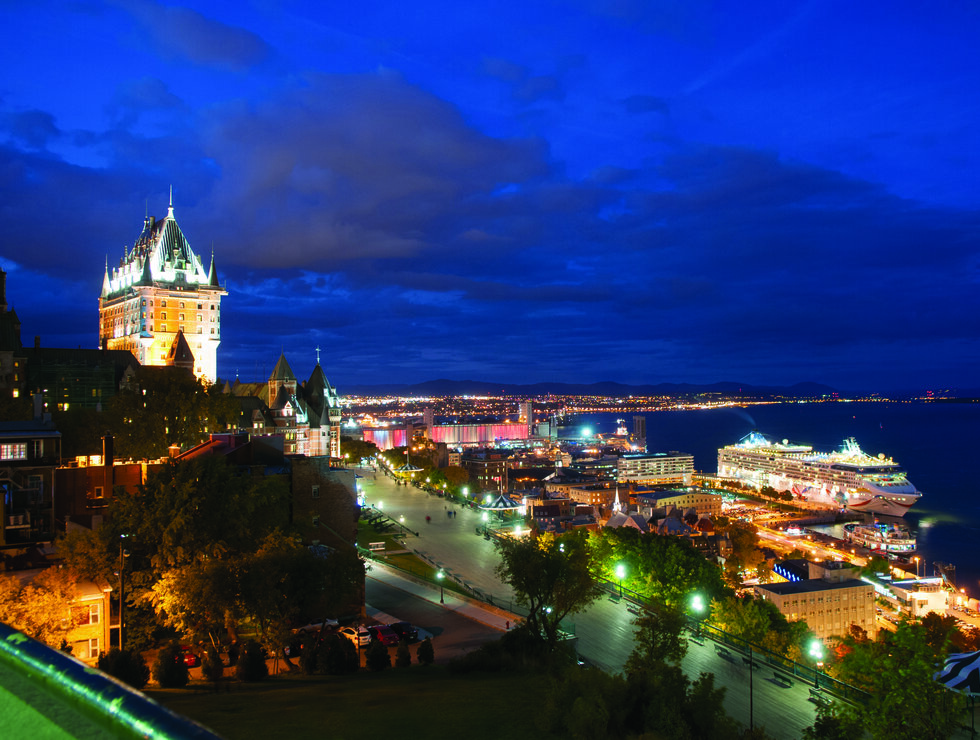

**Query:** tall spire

left=167, top=185, right=174, bottom=218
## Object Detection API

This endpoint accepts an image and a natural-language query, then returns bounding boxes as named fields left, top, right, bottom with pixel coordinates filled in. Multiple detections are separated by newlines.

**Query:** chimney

left=34, top=335, right=40, bottom=349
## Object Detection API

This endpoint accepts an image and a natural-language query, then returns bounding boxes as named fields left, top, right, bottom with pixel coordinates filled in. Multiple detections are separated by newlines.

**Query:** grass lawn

left=148, top=666, right=558, bottom=740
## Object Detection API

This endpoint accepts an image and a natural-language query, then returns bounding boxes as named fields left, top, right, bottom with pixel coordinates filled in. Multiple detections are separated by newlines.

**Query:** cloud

left=3, top=110, right=61, bottom=149
left=123, top=1, right=270, bottom=71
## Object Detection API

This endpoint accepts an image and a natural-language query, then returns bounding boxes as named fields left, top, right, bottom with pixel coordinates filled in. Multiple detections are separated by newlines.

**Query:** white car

left=339, top=625, right=371, bottom=647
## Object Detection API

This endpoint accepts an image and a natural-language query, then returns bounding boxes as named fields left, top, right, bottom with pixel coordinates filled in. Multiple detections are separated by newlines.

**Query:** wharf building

left=99, top=194, right=226, bottom=383
left=754, top=560, right=877, bottom=641
left=617, top=451, right=694, bottom=485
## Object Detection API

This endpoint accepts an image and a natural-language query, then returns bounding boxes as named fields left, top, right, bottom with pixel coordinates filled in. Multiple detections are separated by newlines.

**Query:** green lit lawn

left=148, top=667, right=558, bottom=740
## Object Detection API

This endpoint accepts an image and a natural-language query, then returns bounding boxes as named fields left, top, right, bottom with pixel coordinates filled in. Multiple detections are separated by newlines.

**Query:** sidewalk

left=366, top=560, right=520, bottom=632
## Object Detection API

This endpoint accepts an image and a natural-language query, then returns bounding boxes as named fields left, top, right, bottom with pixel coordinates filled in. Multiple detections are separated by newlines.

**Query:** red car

left=367, top=625, right=399, bottom=647
left=179, top=646, right=200, bottom=667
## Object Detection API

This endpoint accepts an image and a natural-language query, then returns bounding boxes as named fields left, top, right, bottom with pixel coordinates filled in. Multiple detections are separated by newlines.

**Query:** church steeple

left=167, top=185, right=174, bottom=219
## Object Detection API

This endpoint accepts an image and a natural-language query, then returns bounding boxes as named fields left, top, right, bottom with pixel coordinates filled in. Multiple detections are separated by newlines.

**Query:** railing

left=0, top=623, right=221, bottom=739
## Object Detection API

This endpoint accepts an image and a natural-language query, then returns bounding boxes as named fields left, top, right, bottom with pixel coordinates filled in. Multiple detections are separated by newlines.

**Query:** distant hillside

left=341, top=378, right=841, bottom=398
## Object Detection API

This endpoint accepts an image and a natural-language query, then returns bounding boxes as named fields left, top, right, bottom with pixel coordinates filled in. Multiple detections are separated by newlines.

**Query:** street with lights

left=356, top=465, right=826, bottom=739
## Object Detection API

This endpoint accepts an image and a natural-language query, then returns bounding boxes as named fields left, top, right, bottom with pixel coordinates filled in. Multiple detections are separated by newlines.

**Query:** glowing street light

left=615, top=563, right=626, bottom=597
left=436, top=569, right=445, bottom=604
left=809, top=640, right=825, bottom=688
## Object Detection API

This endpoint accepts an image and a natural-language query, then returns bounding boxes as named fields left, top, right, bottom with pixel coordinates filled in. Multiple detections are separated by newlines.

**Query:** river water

left=565, top=401, right=980, bottom=594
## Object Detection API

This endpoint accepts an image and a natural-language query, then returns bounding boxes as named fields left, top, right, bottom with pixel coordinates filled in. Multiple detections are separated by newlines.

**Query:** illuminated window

left=160, top=312, right=167, bottom=320
left=11, top=389, right=18, bottom=398
left=0, top=443, right=27, bottom=460
left=161, top=301, right=167, bottom=307
left=77, top=603, right=101, bottom=625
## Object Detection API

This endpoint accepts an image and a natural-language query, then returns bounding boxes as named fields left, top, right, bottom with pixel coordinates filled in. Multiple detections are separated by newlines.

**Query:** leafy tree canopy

left=104, top=366, right=239, bottom=460
left=494, top=530, right=603, bottom=648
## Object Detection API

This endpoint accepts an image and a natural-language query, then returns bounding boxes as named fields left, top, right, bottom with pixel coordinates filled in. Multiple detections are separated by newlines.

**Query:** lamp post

left=690, top=593, right=705, bottom=637
left=615, top=563, right=626, bottom=598
left=437, top=569, right=445, bottom=604
left=809, top=639, right=825, bottom=688
left=913, top=556, right=920, bottom=578
left=118, top=534, right=131, bottom=650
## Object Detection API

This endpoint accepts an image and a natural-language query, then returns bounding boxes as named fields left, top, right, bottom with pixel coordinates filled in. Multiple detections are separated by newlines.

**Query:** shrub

left=235, top=640, right=268, bottom=682
left=98, top=647, right=150, bottom=690
left=395, top=640, right=412, bottom=668
left=152, top=643, right=189, bottom=688
left=321, top=634, right=358, bottom=675
left=365, top=638, right=391, bottom=672
left=201, top=645, right=224, bottom=684
left=300, top=639, right=319, bottom=675
left=417, top=637, right=434, bottom=666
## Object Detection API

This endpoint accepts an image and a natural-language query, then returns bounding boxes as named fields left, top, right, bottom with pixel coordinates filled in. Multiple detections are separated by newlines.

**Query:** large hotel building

left=99, top=194, right=226, bottom=383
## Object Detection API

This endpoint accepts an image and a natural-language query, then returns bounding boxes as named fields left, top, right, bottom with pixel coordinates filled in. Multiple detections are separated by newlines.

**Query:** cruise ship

left=717, top=432, right=922, bottom=517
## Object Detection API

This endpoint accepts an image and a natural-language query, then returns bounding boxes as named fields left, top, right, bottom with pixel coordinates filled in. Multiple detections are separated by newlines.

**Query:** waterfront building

left=755, top=560, right=877, bottom=640
left=633, top=487, right=722, bottom=518
left=99, top=194, right=226, bottom=383
left=617, top=451, right=694, bottom=485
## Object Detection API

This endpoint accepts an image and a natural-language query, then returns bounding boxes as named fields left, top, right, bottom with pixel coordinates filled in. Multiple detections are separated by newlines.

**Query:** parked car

left=388, top=621, right=419, bottom=643
left=179, top=646, right=200, bottom=667
left=339, top=625, right=371, bottom=647
left=293, top=618, right=339, bottom=635
left=367, top=625, right=400, bottom=647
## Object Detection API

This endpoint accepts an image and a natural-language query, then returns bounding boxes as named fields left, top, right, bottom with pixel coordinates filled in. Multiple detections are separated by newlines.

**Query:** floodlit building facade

left=617, top=451, right=694, bottom=485
left=99, top=194, right=226, bottom=383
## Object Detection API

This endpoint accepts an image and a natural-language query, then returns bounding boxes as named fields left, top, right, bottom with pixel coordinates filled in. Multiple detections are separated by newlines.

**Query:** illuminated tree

left=833, top=621, right=959, bottom=739
left=0, top=568, right=79, bottom=647
left=494, top=530, right=603, bottom=648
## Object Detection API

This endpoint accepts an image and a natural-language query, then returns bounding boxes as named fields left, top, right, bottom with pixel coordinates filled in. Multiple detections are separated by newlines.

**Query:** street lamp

left=615, top=563, right=626, bottom=598
left=436, top=569, right=445, bottom=604
left=913, top=556, right=920, bottom=578
left=690, top=593, right=705, bottom=637
left=809, top=639, right=825, bottom=688
left=119, top=534, right=131, bottom=650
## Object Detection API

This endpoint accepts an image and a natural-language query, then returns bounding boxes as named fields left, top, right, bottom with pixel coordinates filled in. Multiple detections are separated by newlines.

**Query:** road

left=357, top=467, right=822, bottom=738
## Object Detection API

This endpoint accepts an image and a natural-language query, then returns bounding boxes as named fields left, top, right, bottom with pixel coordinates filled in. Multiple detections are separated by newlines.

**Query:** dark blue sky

left=1, top=1, right=978, bottom=391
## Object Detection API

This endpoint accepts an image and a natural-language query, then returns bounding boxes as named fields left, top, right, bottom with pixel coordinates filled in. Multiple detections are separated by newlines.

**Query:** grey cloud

left=125, top=1, right=270, bottom=70
left=4, top=110, right=60, bottom=149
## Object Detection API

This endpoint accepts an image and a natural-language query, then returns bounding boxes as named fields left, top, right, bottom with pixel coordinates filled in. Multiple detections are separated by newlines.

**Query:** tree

left=625, top=603, right=689, bottom=675
left=365, top=638, right=391, bottom=672
left=0, top=568, right=79, bottom=648
left=153, top=643, right=189, bottom=688
left=416, top=637, right=434, bottom=665
left=235, top=640, right=268, bottom=681
left=338, top=437, right=378, bottom=465
left=834, top=621, right=960, bottom=739
left=862, top=555, right=891, bottom=577
left=104, top=366, right=239, bottom=460
left=98, top=648, right=150, bottom=690
left=395, top=640, right=411, bottom=668
left=494, top=530, right=603, bottom=649
left=201, top=644, right=224, bottom=686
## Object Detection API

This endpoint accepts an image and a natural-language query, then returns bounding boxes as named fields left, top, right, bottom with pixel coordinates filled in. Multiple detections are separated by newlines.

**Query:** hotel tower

left=99, top=193, right=226, bottom=383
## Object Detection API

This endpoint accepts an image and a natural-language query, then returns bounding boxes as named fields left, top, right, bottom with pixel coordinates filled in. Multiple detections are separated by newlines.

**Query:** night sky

left=1, top=2, right=977, bottom=392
